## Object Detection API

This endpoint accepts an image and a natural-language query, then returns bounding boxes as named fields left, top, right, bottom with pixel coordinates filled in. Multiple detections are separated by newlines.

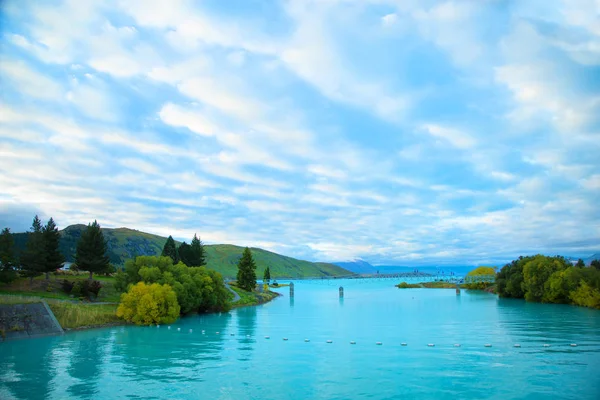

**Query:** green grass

left=0, top=274, right=121, bottom=303
left=422, top=281, right=459, bottom=288
left=229, top=283, right=279, bottom=307
left=396, top=282, right=421, bottom=288
left=47, top=303, right=120, bottom=329
left=204, top=244, right=353, bottom=279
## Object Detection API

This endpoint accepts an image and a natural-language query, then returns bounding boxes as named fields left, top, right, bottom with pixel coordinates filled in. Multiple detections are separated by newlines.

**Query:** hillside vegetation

left=12, top=225, right=352, bottom=279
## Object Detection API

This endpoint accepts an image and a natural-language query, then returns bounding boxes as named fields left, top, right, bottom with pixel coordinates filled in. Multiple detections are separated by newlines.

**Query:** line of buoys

left=165, top=331, right=582, bottom=350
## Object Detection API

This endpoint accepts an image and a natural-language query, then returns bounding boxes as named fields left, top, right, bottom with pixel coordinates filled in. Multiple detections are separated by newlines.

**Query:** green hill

left=11, top=225, right=352, bottom=279
left=204, top=244, right=351, bottom=278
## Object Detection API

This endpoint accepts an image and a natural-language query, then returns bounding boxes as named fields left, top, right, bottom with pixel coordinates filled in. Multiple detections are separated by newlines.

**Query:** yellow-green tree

left=116, top=282, right=180, bottom=325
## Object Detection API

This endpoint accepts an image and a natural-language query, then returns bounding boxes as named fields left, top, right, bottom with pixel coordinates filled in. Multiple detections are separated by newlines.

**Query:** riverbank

left=1, top=281, right=282, bottom=335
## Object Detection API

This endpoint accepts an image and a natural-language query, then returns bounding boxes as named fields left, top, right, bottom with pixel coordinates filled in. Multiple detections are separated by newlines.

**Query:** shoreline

left=60, top=289, right=283, bottom=334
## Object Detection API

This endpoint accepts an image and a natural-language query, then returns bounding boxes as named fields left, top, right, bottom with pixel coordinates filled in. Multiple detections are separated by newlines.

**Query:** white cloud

left=381, top=13, right=398, bottom=27
left=0, top=60, right=63, bottom=100
left=421, top=124, right=476, bottom=149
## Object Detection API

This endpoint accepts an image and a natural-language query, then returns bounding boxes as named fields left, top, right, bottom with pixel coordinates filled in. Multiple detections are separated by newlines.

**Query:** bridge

left=270, top=273, right=496, bottom=285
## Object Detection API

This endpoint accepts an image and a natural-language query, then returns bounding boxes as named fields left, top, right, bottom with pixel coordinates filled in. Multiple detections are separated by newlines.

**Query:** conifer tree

left=575, top=259, right=585, bottom=268
left=20, top=215, right=46, bottom=284
left=189, top=234, right=206, bottom=266
left=161, top=235, right=179, bottom=264
left=178, top=241, right=192, bottom=266
left=0, top=227, right=17, bottom=283
left=263, top=266, right=271, bottom=284
left=236, top=247, right=257, bottom=291
left=42, top=218, right=64, bottom=280
left=75, top=220, right=110, bottom=280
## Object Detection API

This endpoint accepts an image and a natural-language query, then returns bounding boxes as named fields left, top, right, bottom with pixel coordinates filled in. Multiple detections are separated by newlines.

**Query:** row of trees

left=0, top=217, right=63, bottom=283
left=496, top=255, right=600, bottom=309
left=161, top=234, right=206, bottom=267
left=0, top=217, right=111, bottom=284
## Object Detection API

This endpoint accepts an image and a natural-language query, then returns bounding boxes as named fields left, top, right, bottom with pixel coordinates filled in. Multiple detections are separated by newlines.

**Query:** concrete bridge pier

left=339, top=286, right=344, bottom=298
left=290, top=282, right=294, bottom=298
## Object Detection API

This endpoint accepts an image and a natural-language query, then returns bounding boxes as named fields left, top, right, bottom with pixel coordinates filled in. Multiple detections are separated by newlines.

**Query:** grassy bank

left=0, top=273, right=121, bottom=303
left=229, top=283, right=280, bottom=307
left=0, top=294, right=121, bottom=330
left=47, top=303, right=120, bottom=330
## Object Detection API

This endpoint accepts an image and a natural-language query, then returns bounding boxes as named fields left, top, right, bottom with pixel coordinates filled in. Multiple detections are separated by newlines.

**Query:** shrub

left=62, top=280, right=74, bottom=294
left=116, top=282, right=180, bottom=325
left=122, top=256, right=231, bottom=314
left=89, top=280, right=102, bottom=298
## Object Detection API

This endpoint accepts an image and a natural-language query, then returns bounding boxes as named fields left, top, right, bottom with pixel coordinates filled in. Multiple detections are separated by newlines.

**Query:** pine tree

left=20, top=215, right=46, bottom=285
left=42, top=218, right=64, bottom=280
left=236, top=247, right=257, bottom=291
left=189, top=234, right=206, bottom=266
left=575, top=259, right=585, bottom=268
left=75, top=220, right=110, bottom=280
left=0, top=227, right=17, bottom=283
left=161, top=235, right=179, bottom=264
left=178, top=242, right=192, bottom=266
left=263, top=266, right=271, bottom=284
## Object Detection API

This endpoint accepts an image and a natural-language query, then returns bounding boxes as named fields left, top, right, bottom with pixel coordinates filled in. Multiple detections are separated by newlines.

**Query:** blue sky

left=1, top=0, right=599, bottom=265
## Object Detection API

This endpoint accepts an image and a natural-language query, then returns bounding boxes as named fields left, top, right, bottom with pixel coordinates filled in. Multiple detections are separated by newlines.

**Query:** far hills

left=11, top=224, right=352, bottom=279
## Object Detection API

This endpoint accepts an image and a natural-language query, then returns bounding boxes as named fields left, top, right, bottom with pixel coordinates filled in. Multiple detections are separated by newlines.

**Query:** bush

left=122, top=256, right=231, bottom=314
left=62, top=280, right=74, bottom=294
left=89, top=280, right=102, bottom=298
left=116, top=282, right=180, bottom=325
left=396, top=282, right=419, bottom=288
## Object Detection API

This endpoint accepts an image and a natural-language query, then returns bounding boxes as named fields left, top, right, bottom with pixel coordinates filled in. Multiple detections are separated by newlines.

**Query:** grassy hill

left=11, top=225, right=352, bottom=279
left=205, top=244, right=351, bottom=278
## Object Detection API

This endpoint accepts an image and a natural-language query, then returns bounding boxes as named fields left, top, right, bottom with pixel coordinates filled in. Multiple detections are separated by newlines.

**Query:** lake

left=1, top=279, right=599, bottom=399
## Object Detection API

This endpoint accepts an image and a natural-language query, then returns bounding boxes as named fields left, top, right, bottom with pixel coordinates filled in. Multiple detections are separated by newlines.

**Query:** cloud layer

left=1, top=0, right=599, bottom=265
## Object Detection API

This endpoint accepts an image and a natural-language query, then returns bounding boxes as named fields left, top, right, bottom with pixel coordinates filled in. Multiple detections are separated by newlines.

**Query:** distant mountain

left=11, top=224, right=352, bottom=279
left=333, top=259, right=378, bottom=274
left=584, top=253, right=600, bottom=265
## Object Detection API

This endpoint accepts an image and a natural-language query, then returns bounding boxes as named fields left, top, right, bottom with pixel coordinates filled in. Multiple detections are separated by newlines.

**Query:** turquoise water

left=1, top=279, right=599, bottom=399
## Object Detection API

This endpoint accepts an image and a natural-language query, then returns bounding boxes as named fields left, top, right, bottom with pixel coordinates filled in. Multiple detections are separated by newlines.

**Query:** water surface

left=1, top=279, right=599, bottom=399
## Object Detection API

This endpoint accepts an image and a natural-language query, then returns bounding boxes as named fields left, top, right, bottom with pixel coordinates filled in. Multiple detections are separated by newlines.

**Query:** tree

left=591, top=259, right=600, bottom=271
left=575, top=259, right=585, bottom=268
left=236, top=247, right=257, bottom=291
left=161, top=235, right=179, bottom=264
left=522, top=255, right=569, bottom=302
left=42, top=218, right=64, bottom=280
left=20, top=215, right=46, bottom=285
left=178, top=241, right=192, bottom=266
left=0, top=227, right=17, bottom=283
left=120, top=255, right=230, bottom=313
left=116, top=282, right=180, bottom=325
left=263, top=266, right=271, bottom=284
left=189, top=234, right=206, bottom=267
left=75, top=220, right=110, bottom=280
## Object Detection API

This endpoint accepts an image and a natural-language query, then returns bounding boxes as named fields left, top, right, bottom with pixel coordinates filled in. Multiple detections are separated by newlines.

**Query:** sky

left=0, top=0, right=599, bottom=266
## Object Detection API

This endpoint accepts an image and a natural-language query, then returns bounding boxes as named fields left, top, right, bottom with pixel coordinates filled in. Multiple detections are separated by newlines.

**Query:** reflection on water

left=1, top=280, right=599, bottom=400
